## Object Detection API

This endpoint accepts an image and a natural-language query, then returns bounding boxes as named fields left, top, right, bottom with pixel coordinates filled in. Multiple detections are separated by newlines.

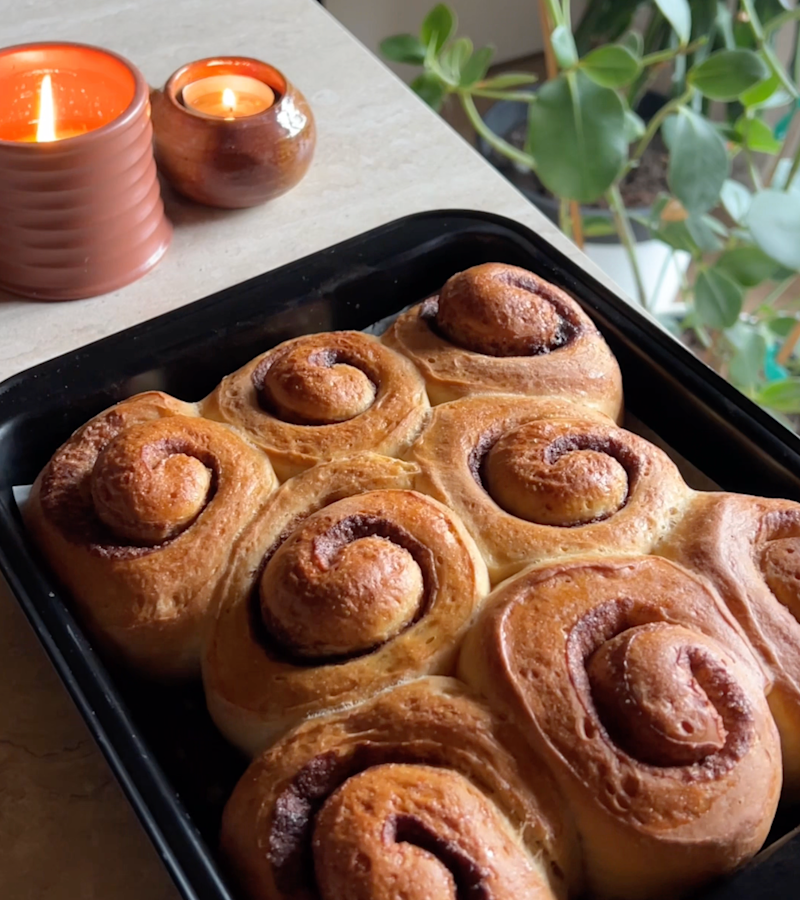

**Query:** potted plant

left=382, top=1, right=800, bottom=425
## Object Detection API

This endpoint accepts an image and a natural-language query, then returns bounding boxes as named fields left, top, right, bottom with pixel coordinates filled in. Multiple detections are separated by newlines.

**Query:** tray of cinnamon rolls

left=3, top=210, right=800, bottom=900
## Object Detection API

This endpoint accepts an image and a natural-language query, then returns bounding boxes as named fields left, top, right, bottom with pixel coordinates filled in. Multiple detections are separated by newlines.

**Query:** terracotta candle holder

left=150, top=57, right=316, bottom=209
left=0, top=42, right=171, bottom=301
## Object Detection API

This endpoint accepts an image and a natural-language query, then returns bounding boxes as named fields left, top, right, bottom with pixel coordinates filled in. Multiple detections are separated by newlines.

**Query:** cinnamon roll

left=411, top=395, right=691, bottom=583
left=221, top=677, right=578, bottom=900
left=383, top=262, right=623, bottom=418
left=24, top=391, right=278, bottom=679
left=203, top=456, right=489, bottom=755
left=201, top=331, right=429, bottom=481
left=658, top=492, right=800, bottom=796
left=459, top=555, right=782, bottom=900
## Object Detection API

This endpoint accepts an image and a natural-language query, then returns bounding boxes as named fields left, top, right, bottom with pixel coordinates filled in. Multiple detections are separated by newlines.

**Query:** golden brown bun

left=411, top=394, right=691, bottom=583
left=657, top=491, right=800, bottom=796
left=382, top=262, right=623, bottom=417
left=23, top=391, right=278, bottom=680
left=203, top=455, right=490, bottom=755
left=201, top=331, right=429, bottom=481
left=221, top=677, right=579, bottom=900
left=459, top=555, right=781, bottom=900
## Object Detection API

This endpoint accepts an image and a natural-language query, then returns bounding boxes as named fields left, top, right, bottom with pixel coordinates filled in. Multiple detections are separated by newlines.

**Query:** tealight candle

left=0, top=42, right=171, bottom=300
left=151, top=56, right=315, bottom=209
left=181, top=74, right=274, bottom=119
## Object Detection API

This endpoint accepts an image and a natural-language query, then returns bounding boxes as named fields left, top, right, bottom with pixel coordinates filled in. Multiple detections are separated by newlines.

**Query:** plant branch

left=776, top=300, right=800, bottom=365
left=606, top=183, right=648, bottom=307
left=741, top=0, right=799, bottom=99
left=745, top=146, right=764, bottom=190
left=571, top=200, right=585, bottom=248
left=785, top=139, right=800, bottom=192
left=640, top=38, right=708, bottom=67
left=537, top=0, right=559, bottom=78
left=632, top=89, right=693, bottom=163
left=458, top=92, right=537, bottom=169
left=765, top=7, right=800, bottom=37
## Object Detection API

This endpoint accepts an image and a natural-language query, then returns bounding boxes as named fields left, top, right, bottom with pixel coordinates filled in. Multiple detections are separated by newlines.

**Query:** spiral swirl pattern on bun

left=203, top=456, right=489, bottom=755
left=24, top=391, right=278, bottom=679
left=383, top=263, right=623, bottom=417
left=460, top=555, right=781, bottom=900
left=201, top=331, right=429, bottom=480
left=221, top=677, right=578, bottom=900
left=658, top=492, right=800, bottom=796
left=411, top=395, right=690, bottom=583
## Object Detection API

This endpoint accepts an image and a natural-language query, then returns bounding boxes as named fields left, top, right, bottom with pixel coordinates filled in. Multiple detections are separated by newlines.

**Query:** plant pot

left=477, top=98, right=689, bottom=315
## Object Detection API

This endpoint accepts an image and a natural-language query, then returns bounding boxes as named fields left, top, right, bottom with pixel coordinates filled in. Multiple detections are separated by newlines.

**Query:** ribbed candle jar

left=0, top=43, right=171, bottom=301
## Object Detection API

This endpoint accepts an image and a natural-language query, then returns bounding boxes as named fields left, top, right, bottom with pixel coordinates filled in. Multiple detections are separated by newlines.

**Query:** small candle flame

left=222, top=87, right=237, bottom=115
left=36, top=74, right=56, bottom=143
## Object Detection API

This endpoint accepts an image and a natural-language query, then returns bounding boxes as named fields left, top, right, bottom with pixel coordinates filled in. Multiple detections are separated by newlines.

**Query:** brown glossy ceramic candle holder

left=0, top=42, right=171, bottom=301
left=150, top=57, right=316, bottom=209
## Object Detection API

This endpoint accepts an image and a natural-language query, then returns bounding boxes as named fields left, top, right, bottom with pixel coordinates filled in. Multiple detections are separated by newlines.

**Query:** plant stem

left=764, top=7, right=800, bottom=37
left=632, top=89, right=693, bottom=163
left=766, top=275, right=798, bottom=310
left=742, top=0, right=799, bottom=99
left=640, top=38, right=708, bottom=67
left=606, top=183, right=648, bottom=308
left=745, top=146, right=764, bottom=190
left=570, top=200, right=585, bottom=248
left=765, top=111, right=800, bottom=188
left=784, top=139, right=800, bottom=192
left=458, top=93, right=537, bottom=170
left=777, top=311, right=800, bottom=366
left=537, top=0, right=559, bottom=79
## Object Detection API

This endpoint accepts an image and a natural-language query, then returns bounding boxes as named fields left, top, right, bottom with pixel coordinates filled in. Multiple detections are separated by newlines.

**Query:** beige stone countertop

left=0, top=1, right=630, bottom=898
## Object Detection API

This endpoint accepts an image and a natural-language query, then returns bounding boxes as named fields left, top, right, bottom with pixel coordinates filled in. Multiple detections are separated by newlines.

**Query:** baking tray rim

left=1, top=207, right=799, bottom=900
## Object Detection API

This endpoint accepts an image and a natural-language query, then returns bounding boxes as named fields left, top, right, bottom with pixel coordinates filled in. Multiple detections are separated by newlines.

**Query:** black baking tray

left=1, top=210, right=800, bottom=900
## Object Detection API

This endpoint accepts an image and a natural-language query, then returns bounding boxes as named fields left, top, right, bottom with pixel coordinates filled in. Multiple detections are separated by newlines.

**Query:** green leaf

left=734, top=116, right=783, bottom=154
left=551, top=25, right=578, bottom=69
left=380, top=34, right=427, bottom=65
left=527, top=71, right=627, bottom=203
left=694, top=268, right=744, bottom=329
left=582, top=215, right=619, bottom=238
left=481, top=72, right=539, bottom=89
left=688, top=49, right=770, bottom=101
left=421, top=3, right=456, bottom=54
left=661, top=114, right=679, bottom=151
left=654, top=0, right=692, bottom=45
left=727, top=323, right=767, bottom=390
left=748, top=189, right=800, bottom=271
left=652, top=220, right=702, bottom=254
left=460, top=46, right=495, bottom=86
left=741, top=73, right=780, bottom=108
left=410, top=72, right=447, bottom=112
left=581, top=45, right=641, bottom=88
left=623, top=109, right=646, bottom=142
left=621, top=31, right=643, bottom=59
left=668, top=107, right=729, bottom=215
left=755, top=378, right=800, bottom=413
left=769, top=316, right=798, bottom=337
left=720, top=179, right=751, bottom=223
left=440, top=36, right=472, bottom=83
left=716, top=246, right=786, bottom=287
left=686, top=215, right=726, bottom=252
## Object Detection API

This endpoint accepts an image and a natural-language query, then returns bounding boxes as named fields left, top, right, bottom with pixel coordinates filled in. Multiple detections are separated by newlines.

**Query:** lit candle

left=181, top=74, right=274, bottom=119
left=0, top=45, right=135, bottom=144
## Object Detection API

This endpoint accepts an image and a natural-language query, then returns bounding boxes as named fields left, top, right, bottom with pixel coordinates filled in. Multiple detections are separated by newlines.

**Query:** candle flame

left=36, top=74, right=56, bottom=143
left=222, top=87, right=237, bottom=114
